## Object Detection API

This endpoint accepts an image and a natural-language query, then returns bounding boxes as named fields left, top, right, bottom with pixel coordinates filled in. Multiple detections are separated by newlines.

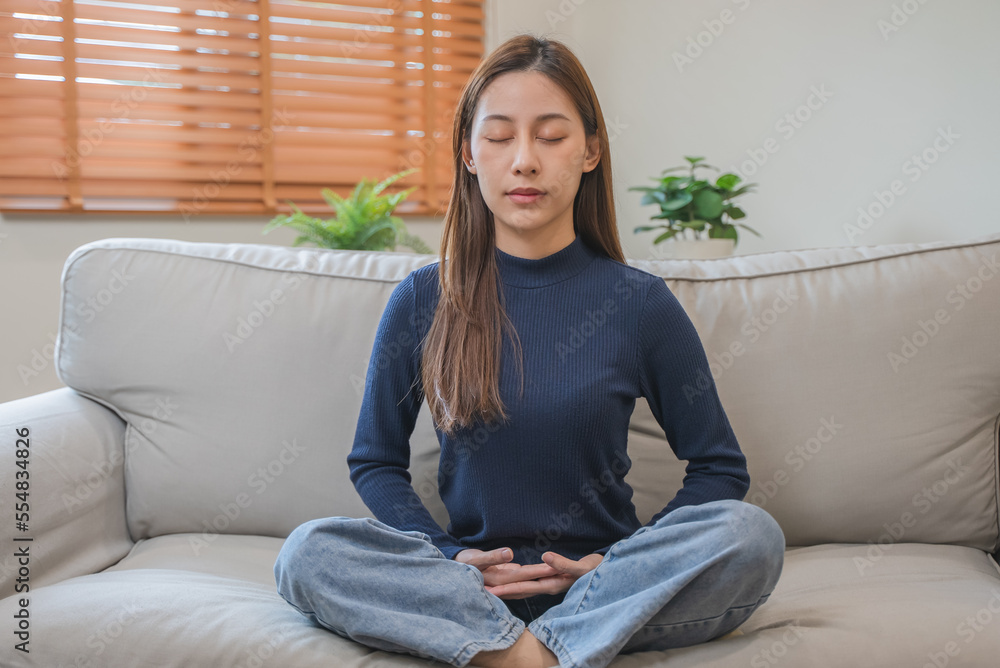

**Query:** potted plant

left=263, top=167, right=432, bottom=253
left=629, top=156, right=762, bottom=259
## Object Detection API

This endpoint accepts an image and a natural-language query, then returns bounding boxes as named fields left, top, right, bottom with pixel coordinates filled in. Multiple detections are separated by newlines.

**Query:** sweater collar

left=494, top=232, right=598, bottom=288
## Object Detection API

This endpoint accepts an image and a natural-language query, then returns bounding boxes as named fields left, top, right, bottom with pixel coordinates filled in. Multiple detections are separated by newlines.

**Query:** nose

left=510, top=135, right=539, bottom=175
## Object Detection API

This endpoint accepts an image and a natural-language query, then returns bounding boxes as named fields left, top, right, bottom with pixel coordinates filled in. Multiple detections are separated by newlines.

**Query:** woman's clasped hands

left=454, top=548, right=604, bottom=599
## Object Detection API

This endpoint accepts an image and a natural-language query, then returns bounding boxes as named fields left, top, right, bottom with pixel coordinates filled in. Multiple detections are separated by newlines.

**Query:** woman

left=274, top=33, right=785, bottom=668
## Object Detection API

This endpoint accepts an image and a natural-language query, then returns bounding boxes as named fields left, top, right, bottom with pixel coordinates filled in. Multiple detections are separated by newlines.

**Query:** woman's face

left=462, top=70, right=600, bottom=251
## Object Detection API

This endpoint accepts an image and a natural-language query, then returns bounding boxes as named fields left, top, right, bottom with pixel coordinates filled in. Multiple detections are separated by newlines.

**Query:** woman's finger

left=541, top=552, right=586, bottom=575
left=483, top=562, right=559, bottom=586
left=487, top=574, right=575, bottom=599
left=457, top=547, right=514, bottom=571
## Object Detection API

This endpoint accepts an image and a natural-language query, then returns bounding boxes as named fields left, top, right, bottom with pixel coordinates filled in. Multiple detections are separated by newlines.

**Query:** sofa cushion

left=0, top=388, right=133, bottom=600
left=54, top=234, right=1000, bottom=550
left=2, top=535, right=997, bottom=667
left=55, top=239, right=447, bottom=540
left=628, top=234, right=1000, bottom=551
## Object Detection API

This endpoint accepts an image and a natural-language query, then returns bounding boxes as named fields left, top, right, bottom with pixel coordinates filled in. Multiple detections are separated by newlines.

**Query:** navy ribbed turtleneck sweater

left=347, top=232, right=750, bottom=565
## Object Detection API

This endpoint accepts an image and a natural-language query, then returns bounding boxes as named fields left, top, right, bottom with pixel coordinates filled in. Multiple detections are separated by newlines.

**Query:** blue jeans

left=273, top=499, right=785, bottom=668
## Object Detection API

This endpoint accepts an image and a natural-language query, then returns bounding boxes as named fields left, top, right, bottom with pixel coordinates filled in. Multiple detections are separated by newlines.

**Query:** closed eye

left=485, top=138, right=565, bottom=143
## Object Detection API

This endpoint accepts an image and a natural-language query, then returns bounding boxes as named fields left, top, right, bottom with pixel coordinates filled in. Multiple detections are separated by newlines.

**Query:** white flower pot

left=658, top=238, right=736, bottom=260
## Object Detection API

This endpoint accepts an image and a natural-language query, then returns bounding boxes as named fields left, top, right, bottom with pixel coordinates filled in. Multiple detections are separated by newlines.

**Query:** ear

left=582, top=133, right=601, bottom=173
left=461, top=139, right=476, bottom=174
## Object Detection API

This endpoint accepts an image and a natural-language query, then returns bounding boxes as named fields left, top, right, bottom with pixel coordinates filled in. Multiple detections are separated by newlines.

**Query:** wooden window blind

left=0, top=0, right=485, bottom=216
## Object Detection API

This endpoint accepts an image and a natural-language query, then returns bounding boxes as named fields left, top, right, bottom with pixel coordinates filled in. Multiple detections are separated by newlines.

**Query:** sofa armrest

left=0, top=387, right=133, bottom=599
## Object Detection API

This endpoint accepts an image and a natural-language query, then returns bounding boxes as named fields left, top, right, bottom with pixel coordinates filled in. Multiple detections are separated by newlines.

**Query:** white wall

left=493, top=0, right=999, bottom=257
left=1, top=0, right=997, bottom=402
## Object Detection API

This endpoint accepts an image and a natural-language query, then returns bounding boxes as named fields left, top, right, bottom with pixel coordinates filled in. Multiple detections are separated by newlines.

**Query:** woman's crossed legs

left=273, top=499, right=785, bottom=668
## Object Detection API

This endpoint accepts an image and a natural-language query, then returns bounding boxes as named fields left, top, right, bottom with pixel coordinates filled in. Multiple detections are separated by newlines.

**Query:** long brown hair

left=420, top=33, right=625, bottom=436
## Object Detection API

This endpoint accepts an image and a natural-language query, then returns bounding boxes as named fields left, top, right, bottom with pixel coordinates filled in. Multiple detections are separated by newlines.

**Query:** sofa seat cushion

left=730, top=543, right=1000, bottom=668
left=3, top=536, right=999, bottom=667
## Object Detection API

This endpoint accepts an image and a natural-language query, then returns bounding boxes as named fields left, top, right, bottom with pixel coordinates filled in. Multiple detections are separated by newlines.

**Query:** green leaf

left=654, top=230, right=678, bottom=243
left=320, top=188, right=346, bottom=211
left=661, top=191, right=693, bottom=210
left=715, top=173, right=741, bottom=190
left=677, top=220, right=708, bottom=231
left=633, top=225, right=665, bottom=233
left=640, top=192, right=666, bottom=206
left=736, top=223, right=763, bottom=237
left=372, top=167, right=418, bottom=197
left=726, top=206, right=746, bottom=220
left=709, top=225, right=738, bottom=240
left=726, top=184, right=757, bottom=198
left=693, top=190, right=724, bottom=219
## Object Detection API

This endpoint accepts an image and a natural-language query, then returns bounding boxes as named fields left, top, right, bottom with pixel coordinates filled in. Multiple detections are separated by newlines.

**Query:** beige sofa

left=1, top=232, right=999, bottom=667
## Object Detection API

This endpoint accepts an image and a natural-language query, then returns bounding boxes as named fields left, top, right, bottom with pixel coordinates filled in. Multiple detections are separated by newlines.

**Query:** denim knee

left=274, top=516, right=354, bottom=592
left=715, top=500, right=786, bottom=594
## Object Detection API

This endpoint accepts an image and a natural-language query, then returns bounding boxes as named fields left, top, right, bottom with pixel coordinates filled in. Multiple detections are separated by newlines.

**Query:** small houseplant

left=629, top=156, right=761, bottom=258
left=263, top=167, right=432, bottom=253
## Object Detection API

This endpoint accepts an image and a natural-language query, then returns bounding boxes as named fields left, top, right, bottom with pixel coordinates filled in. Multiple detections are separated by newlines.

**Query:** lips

left=507, top=188, right=545, bottom=204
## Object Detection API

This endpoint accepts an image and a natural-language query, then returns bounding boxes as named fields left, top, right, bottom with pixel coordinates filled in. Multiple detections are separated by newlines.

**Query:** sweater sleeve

left=347, top=273, right=466, bottom=559
left=637, top=277, right=750, bottom=527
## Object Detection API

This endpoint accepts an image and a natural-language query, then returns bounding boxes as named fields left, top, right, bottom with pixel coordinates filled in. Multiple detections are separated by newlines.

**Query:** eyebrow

left=480, top=112, right=572, bottom=123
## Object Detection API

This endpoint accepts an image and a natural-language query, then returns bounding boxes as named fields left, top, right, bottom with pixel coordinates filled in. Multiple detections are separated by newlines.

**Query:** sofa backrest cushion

left=634, top=235, right=1000, bottom=552
left=56, top=235, right=1000, bottom=552
left=56, top=240, right=447, bottom=542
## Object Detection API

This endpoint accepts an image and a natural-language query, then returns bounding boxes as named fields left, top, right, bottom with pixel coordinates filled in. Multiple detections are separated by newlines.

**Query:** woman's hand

left=455, top=548, right=604, bottom=600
